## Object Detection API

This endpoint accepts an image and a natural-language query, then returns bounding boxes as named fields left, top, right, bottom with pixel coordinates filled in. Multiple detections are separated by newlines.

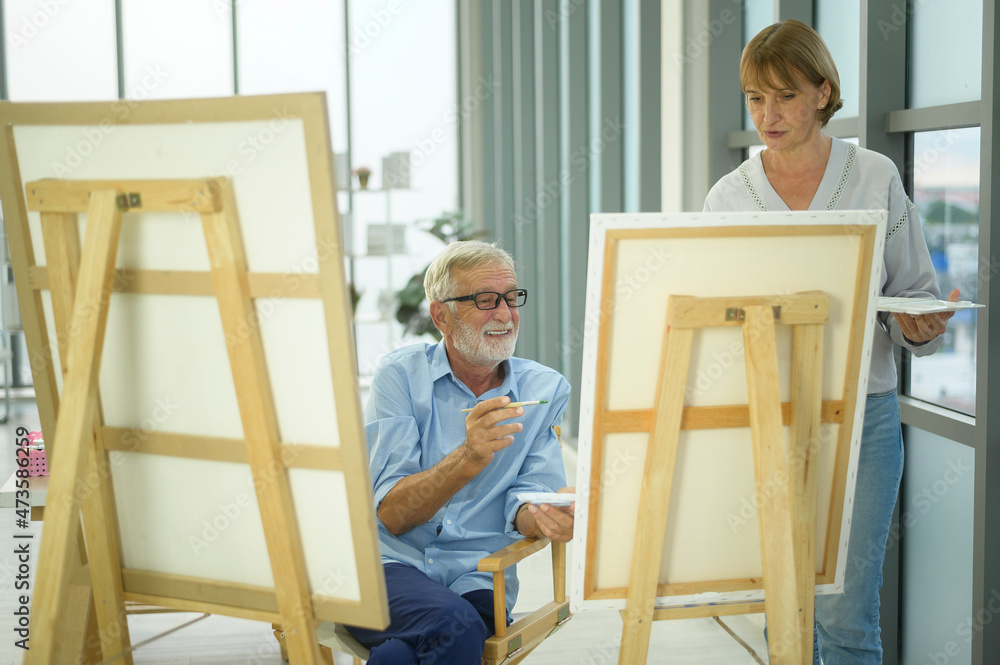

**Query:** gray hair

left=424, top=240, right=517, bottom=304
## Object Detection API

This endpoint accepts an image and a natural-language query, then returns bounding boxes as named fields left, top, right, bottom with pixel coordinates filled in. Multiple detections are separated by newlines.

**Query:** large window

left=816, top=0, right=860, bottom=118
left=908, top=128, right=980, bottom=416
left=5, top=0, right=117, bottom=100
left=237, top=0, right=348, bottom=149
left=741, top=1, right=772, bottom=131
left=347, top=0, right=458, bottom=378
left=0, top=0, right=459, bottom=384
left=908, top=0, right=983, bottom=108
left=122, top=0, right=234, bottom=99
left=903, top=0, right=983, bottom=416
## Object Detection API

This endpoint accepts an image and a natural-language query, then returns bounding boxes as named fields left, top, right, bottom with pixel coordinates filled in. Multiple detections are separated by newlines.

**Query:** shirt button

left=446, top=520, right=452, bottom=525
left=428, top=558, right=434, bottom=564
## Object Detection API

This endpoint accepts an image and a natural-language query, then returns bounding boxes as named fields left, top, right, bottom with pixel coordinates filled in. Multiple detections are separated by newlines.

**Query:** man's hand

left=517, top=486, right=575, bottom=542
left=891, top=288, right=961, bottom=344
left=377, top=396, right=524, bottom=536
left=460, top=396, right=524, bottom=474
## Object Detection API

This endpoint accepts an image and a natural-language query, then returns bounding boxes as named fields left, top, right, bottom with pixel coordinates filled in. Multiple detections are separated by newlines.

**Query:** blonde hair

left=424, top=240, right=516, bottom=303
left=740, top=20, right=843, bottom=128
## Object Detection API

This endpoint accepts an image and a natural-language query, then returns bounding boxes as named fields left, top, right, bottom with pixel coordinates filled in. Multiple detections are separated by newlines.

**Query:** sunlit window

left=816, top=0, right=860, bottom=118
left=908, top=0, right=982, bottom=108
left=907, top=127, right=980, bottom=416
left=5, top=0, right=117, bottom=100
left=741, top=1, right=773, bottom=131
left=121, top=0, right=234, bottom=99
left=237, top=0, right=348, bottom=151
left=348, top=0, right=458, bottom=377
left=1, top=0, right=458, bottom=385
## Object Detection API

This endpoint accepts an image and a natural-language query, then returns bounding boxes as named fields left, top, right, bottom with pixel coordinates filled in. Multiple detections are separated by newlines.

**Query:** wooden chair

left=476, top=536, right=570, bottom=665
left=273, top=537, right=569, bottom=665
left=277, top=536, right=569, bottom=665
left=275, top=426, right=573, bottom=664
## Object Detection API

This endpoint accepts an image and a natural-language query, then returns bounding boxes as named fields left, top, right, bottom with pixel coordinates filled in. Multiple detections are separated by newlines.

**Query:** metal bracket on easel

left=115, top=193, right=142, bottom=211
left=725, top=306, right=782, bottom=322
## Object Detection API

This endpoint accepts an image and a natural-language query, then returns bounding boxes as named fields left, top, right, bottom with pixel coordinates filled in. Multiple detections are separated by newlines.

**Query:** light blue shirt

left=364, top=342, right=570, bottom=612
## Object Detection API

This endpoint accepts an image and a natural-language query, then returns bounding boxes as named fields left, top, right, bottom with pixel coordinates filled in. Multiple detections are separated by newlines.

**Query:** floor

left=117, top=556, right=771, bottom=665
left=0, top=396, right=770, bottom=664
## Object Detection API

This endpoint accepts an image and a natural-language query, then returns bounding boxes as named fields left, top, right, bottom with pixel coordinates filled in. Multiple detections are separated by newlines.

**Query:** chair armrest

left=480, top=537, right=571, bottom=662
left=478, top=537, right=552, bottom=572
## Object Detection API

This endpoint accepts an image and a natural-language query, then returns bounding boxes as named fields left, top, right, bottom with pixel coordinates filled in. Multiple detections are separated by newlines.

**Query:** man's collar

left=430, top=341, right=519, bottom=400
left=429, top=341, right=453, bottom=382
left=494, top=357, right=518, bottom=401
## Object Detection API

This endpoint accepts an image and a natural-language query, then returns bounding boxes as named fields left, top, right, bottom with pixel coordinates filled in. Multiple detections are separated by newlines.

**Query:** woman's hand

left=891, top=288, right=961, bottom=344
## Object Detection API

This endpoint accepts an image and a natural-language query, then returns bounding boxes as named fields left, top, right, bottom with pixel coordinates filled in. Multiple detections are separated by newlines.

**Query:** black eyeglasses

left=441, top=289, right=528, bottom=310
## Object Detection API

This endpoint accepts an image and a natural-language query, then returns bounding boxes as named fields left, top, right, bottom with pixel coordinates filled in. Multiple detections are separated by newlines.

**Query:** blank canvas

left=0, top=93, right=387, bottom=627
left=572, top=211, right=885, bottom=611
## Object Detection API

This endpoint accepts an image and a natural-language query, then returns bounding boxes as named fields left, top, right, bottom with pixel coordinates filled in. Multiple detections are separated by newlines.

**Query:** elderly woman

left=704, top=19, right=959, bottom=665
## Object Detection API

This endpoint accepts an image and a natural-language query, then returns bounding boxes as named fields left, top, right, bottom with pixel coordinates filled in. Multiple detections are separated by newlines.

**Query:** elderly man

left=347, top=240, right=574, bottom=664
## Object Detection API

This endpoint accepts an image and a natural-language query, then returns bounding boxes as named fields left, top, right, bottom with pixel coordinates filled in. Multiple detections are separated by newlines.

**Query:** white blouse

left=704, top=137, right=943, bottom=394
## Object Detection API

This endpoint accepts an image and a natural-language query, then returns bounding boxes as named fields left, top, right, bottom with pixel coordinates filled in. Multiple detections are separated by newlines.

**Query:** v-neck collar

left=742, top=138, right=853, bottom=212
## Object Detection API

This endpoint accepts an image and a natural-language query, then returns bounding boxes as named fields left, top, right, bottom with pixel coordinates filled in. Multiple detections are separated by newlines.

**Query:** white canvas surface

left=572, top=211, right=886, bottom=612
left=7, top=111, right=364, bottom=606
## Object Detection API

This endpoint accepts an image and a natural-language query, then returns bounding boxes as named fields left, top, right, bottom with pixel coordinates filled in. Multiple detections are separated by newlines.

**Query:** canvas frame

left=571, top=211, right=886, bottom=612
left=0, top=93, right=387, bottom=664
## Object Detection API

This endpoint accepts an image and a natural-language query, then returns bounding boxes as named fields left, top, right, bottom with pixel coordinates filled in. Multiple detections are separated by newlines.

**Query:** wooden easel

left=25, top=178, right=326, bottom=665
left=618, top=291, right=828, bottom=665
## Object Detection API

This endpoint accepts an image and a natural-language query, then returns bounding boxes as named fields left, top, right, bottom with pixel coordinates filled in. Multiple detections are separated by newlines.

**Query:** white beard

left=451, top=317, right=517, bottom=366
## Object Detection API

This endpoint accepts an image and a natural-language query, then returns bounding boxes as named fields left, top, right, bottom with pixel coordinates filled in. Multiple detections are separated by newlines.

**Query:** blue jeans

left=346, top=563, right=502, bottom=664
left=813, top=389, right=904, bottom=664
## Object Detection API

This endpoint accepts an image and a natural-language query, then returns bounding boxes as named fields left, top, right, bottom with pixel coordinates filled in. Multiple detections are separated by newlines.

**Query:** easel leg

left=788, top=323, right=824, bottom=658
left=81, top=594, right=104, bottom=665
left=26, top=191, right=125, bottom=665
left=743, top=305, right=815, bottom=665
left=619, top=327, right=694, bottom=664
left=51, top=524, right=98, bottom=665
left=39, top=208, right=133, bottom=664
left=52, top=585, right=93, bottom=665
left=201, top=183, right=322, bottom=665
